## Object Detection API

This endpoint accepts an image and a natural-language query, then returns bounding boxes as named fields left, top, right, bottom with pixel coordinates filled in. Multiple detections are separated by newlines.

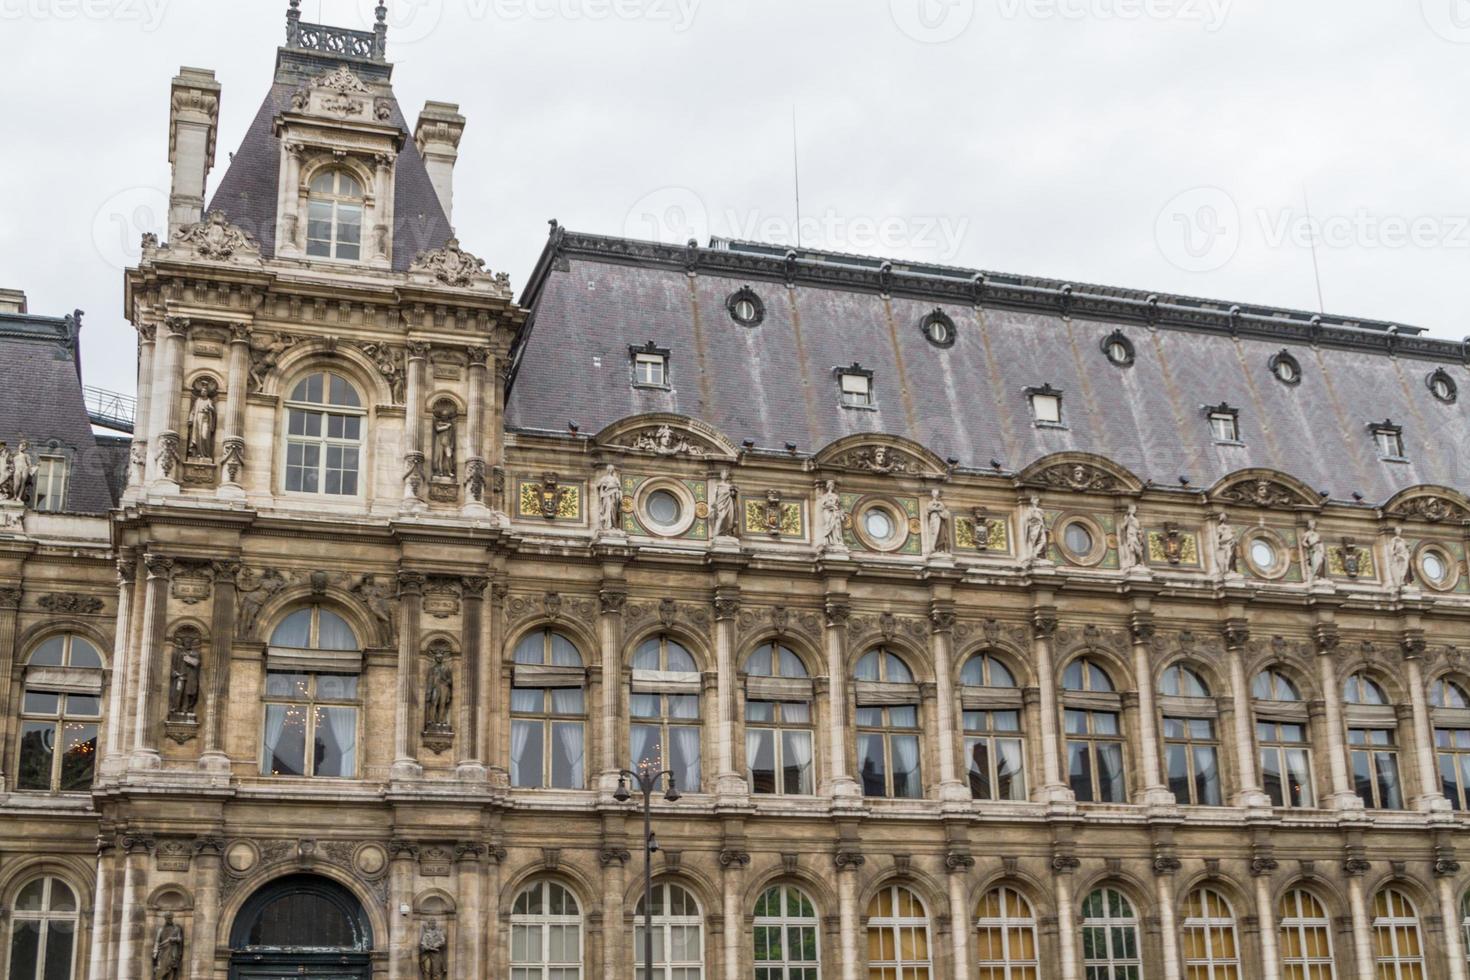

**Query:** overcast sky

left=2, top=0, right=1467, bottom=397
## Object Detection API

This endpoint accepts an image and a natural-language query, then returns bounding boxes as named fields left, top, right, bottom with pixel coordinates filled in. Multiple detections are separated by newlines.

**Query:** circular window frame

left=1414, top=542, right=1459, bottom=592
left=633, top=478, right=697, bottom=538
left=850, top=496, right=911, bottom=553
left=726, top=287, right=766, bottom=328
left=920, top=309, right=957, bottom=349
left=1427, top=368, right=1458, bottom=405
left=1054, top=513, right=1107, bottom=567
left=1242, top=528, right=1290, bottom=580
left=1269, top=350, right=1303, bottom=387
left=1100, top=330, right=1135, bottom=367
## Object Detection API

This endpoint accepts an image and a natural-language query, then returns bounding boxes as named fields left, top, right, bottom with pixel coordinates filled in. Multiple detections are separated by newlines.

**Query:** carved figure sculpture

left=594, top=465, right=623, bottom=532
left=1389, top=527, right=1412, bottom=589
left=168, top=633, right=202, bottom=718
left=431, top=401, right=456, bottom=479
left=186, top=377, right=218, bottom=459
left=0, top=443, right=13, bottom=501
left=247, top=334, right=295, bottom=392
left=817, top=481, right=845, bottom=550
left=352, top=574, right=398, bottom=642
left=1302, top=518, right=1326, bottom=584
left=151, top=912, right=184, bottom=980
left=711, top=470, right=739, bottom=538
left=1213, top=511, right=1238, bottom=577
left=235, top=566, right=290, bottom=636
left=8, top=440, right=34, bottom=505
left=424, top=649, right=453, bottom=729
left=1119, top=504, right=1145, bottom=570
left=419, top=919, right=448, bottom=980
left=1022, top=496, right=1048, bottom=562
left=924, top=488, right=952, bottom=555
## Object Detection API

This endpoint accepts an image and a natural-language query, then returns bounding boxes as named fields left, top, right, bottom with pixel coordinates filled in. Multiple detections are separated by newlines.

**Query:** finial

left=376, top=1, right=388, bottom=23
left=373, top=1, right=388, bottom=58
left=286, top=0, right=301, bottom=45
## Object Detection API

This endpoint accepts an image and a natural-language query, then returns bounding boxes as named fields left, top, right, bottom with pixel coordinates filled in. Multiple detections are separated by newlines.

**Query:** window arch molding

left=740, top=871, right=837, bottom=920
left=256, top=342, right=391, bottom=407
left=16, top=624, right=110, bottom=669
left=1269, top=877, right=1345, bottom=917
left=1058, top=647, right=1135, bottom=693
left=738, top=636, right=820, bottom=680
left=1428, top=672, right=1470, bottom=706
left=0, top=862, right=91, bottom=918
left=3, top=871, right=87, bottom=980
left=1155, top=658, right=1225, bottom=698
left=954, top=645, right=1030, bottom=689
left=225, top=870, right=377, bottom=956
left=1336, top=665, right=1406, bottom=706
left=1247, top=660, right=1318, bottom=702
left=507, top=621, right=599, bottom=668
left=298, top=156, right=376, bottom=203
left=259, top=596, right=371, bottom=654
left=617, top=872, right=718, bottom=927
left=623, top=625, right=712, bottom=675
left=1071, top=873, right=1154, bottom=923
left=858, top=873, right=947, bottom=924
left=498, top=871, right=594, bottom=918
left=965, top=873, right=1051, bottom=921
left=844, top=639, right=930, bottom=684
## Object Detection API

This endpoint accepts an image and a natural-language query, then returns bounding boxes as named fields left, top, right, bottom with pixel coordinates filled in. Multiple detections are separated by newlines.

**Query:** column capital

left=455, top=841, right=487, bottom=864
left=0, top=586, right=20, bottom=610
left=1249, top=846, right=1279, bottom=878
left=1050, top=853, right=1080, bottom=875
left=1152, top=855, right=1182, bottom=876
left=1129, top=612, right=1155, bottom=644
left=193, top=836, right=226, bottom=856
left=719, top=849, right=752, bottom=869
left=944, top=852, right=975, bottom=873
left=461, top=576, right=489, bottom=598
left=397, top=571, right=426, bottom=595
left=713, top=589, right=742, bottom=621
left=833, top=850, right=865, bottom=871
left=1435, top=849, right=1461, bottom=878
left=144, top=554, right=174, bottom=579
left=406, top=340, right=430, bottom=361
left=1401, top=631, right=1428, bottom=660
left=599, top=588, right=627, bottom=616
left=163, top=315, right=190, bottom=338
left=211, top=559, right=242, bottom=583
left=121, top=835, right=156, bottom=854
left=1313, top=625, right=1340, bottom=655
left=1032, top=608, right=1059, bottom=639
left=466, top=346, right=489, bottom=368
left=1342, top=857, right=1371, bottom=877
left=823, top=596, right=850, bottom=628
left=929, top=600, right=956, bottom=634
left=1222, top=619, right=1250, bottom=651
left=228, top=322, right=251, bottom=344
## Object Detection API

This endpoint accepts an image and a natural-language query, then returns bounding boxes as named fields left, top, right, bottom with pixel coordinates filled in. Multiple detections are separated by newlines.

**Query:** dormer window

left=1269, top=350, right=1302, bottom=386
left=1427, top=368, right=1458, bottom=404
left=1370, top=420, right=1405, bottom=460
left=1027, top=385, right=1063, bottom=426
left=1205, top=403, right=1240, bottom=444
left=837, top=364, right=875, bottom=409
left=306, top=169, right=364, bottom=261
left=630, top=342, right=670, bottom=389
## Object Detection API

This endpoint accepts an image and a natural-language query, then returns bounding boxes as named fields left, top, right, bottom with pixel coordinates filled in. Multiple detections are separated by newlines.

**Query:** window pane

left=18, top=721, right=55, bottom=790
left=263, top=703, right=306, bottom=776
left=1096, top=742, right=1126, bottom=802
left=42, top=919, right=75, bottom=980
left=58, top=722, right=97, bottom=791
left=313, top=706, right=356, bottom=777
left=782, top=730, right=813, bottom=795
left=550, top=721, right=585, bottom=788
left=748, top=728, right=776, bottom=794
left=513, top=719, right=546, bottom=788
left=859, top=733, right=887, bottom=797
left=9, top=920, right=39, bottom=980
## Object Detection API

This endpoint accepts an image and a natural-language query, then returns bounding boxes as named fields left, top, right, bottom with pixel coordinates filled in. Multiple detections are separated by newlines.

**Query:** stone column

left=200, top=561, right=237, bottom=773
left=372, top=153, right=394, bottom=264
left=487, top=582, right=507, bottom=783
left=714, top=588, right=745, bottom=797
left=0, top=584, right=20, bottom=789
left=463, top=347, right=491, bottom=517
left=600, top=849, right=628, bottom=980
left=1152, top=856, right=1181, bottom=980
left=1223, top=621, right=1268, bottom=806
left=599, top=584, right=627, bottom=792
left=147, top=316, right=188, bottom=492
left=218, top=323, right=250, bottom=498
left=401, top=342, right=428, bottom=513
left=388, top=842, right=416, bottom=980
left=278, top=143, right=304, bottom=253
left=189, top=837, right=224, bottom=978
left=824, top=595, right=860, bottom=798
left=1051, top=855, right=1080, bottom=980
left=100, top=554, right=137, bottom=777
left=1400, top=632, right=1446, bottom=810
left=484, top=846, right=505, bottom=980
left=1250, top=852, right=1281, bottom=980
left=720, top=850, right=747, bottom=980
left=456, top=843, right=486, bottom=978
left=1031, top=609, right=1070, bottom=802
left=835, top=852, right=863, bottom=980
left=166, top=68, right=220, bottom=236
left=130, top=555, right=172, bottom=769
left=1129, top=613, right=1175, bottom=807
left=1437, top=861, right=1468, bottom=980
left=393, top=572, right=425, bottom=779
left=116, top=835, right=153, bottom=980
left=87, top=836, right=117, bottom=980
left=1344, top=858, right=1375, bottom=980
left=930, top=599, right=967, bottom=802
left=946, top=855, right=973, bottom=980
left=458, top=577, right=488, bottom=777
left=1314, top=628, right=1359, bottom=809
left=126, top=325, right=156, bottom=497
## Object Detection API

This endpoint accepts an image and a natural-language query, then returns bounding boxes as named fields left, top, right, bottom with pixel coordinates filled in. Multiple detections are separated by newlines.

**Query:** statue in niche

left=151, top=912, right=184, bottom=980
left=430, top=401, right=457, bottom=479
left=711, top=469, right=739, bottom=538
left=594, top=464, right=623, bottom=532
left=168, top=631, right=202, bottom=719
left=1118, top=504, right=1145, bottom=571
left=419, top=919, right=448, bottom=980
left=186, top=377, right=218, bottom=459
left=1389, top=527, right=1412, bottom=589
left=1301, top=518, right=1326, bottom=583
left=1022, top=496, right=1049, bottom=562
left=924, top=488, right=952, bottom=555
left=816, top=481, right=845, bottom=551
left=424, top=648, right=453, bottom=729
left=1213, top=511, right=1239, bottom=577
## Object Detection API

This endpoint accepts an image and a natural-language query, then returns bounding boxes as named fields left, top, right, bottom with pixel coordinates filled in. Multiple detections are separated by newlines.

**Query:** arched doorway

left=229, top=874, right=373, bottom=978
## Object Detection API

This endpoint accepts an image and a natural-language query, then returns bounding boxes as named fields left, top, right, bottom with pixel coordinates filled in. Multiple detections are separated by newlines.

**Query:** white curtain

left=892, top=734, right=920, bottom=797
left=745, top=730, right=765, bottom=783
left=510, top=720, right=536, bottom=786
left=262, top=705, right=288, bottom=774
left=324, top=705, right=357, bottom=776
left=316, top=610, right=358, bottom=651
left=555, top=721, right=585, bottom=787
left=784, top=731, right=813, bottom=793
left=672, top=726, right=701, bottom=790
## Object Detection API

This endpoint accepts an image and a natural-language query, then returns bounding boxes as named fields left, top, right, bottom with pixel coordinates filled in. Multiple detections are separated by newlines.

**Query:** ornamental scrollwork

left=1030, top=463, right=1118, bottom=493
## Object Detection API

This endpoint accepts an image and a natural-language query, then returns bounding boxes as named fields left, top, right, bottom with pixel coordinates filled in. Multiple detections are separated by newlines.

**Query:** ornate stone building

left=6, top=5, right=1470, bottom=980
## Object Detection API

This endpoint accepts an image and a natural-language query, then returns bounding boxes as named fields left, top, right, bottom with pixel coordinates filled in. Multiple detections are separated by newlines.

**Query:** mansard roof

left=508, top=229, right=1470, bottom=505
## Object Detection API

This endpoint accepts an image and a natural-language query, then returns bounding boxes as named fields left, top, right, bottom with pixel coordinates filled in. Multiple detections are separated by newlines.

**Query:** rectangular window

left=1209, top=413, right=1239, bottom=443
left=18, top=690, right=99, bottom=792
left=29, top=456, right=67, bottom=513
left=306, top=201, right=334, bottom=257
left=628, top=692, right=700, bottom=791
left=635, top=353, right=667, bottom=387
left=857, top=705, right=921, bottom=798
left=1436, top=728, right=1470, bottom=809
left=1031, top=393, right=1061, bottom=425
left=1258, top=721, right=1314, bottom=808
left=839, top=373, right=872, bottom=407
left=1348, top=728, right=1402, bottom=809
left=1163, top=717, right=1221, bottom=805
left=261, top=671, right=358, bottom=778
left=1375, top=428, right=1405, bottom=458
left=1065, top=709, right=1125, bottom=803
left=963, top=709, right=1025, bottom=801
left=745, top=700, right=813, bottom=795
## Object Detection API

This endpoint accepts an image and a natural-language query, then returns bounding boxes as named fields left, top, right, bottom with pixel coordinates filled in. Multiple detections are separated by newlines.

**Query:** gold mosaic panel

left=1327, top=546, right=1377, bottom=580
left=516, top=480, right=582, bottom=521
left=955, top=517, right=1010, bottom=552
left=743, top=500, right=803, bottom=536
left=1147, top=529, right=1200, bottom=566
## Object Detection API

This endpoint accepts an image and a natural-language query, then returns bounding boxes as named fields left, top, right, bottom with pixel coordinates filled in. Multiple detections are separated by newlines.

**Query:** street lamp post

left=615, top=766, right=680, bottom=980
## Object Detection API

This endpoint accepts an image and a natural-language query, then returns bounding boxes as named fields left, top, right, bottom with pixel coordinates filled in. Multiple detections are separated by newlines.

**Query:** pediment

left=813, top=435, right=950, bottom=478
left=1384, top=485, right=1470, bottom=524
left=1017, top=453, right=1142, bottom=495
left=1209, top=469, right=1320, bottom=510
left=595, top=414, right=738, bottom=461
left=288, top=66, right=392, bottom=123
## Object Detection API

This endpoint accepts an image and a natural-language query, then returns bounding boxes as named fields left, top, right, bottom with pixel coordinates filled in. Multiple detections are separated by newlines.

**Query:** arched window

left=753, top=885, right=819, bottom=980
left=1061, top=658, right=1125, bottom=803
left=866, top=886, right=930, bottom=980
left=959, top=654, right=1025, bottom=802
left=854, top=649, right=921, bottom=799
left=1342, top=672, right=1402, bottom=810
left=18, top=634, right=103, bottom=793
left=1431, top=678, right=1470, bottom=810
left=284, top=372, right=364, bottom=497
left=511, top=630, right=586, bottom=789
left=1252, top=668, right=1313, bottom=808
left=230, top=874, right=372, bottom=976
left=510, top=880, right=582, bottom=980
left=635, top=883, right=702, bottom=980
left=974, top=886, right=1037, bottom=979
left=1079, top=887, right=1141, bottom=977
left=1278, top=889, right=1335, bottom=979
left=7, top=877, right=78, bottom=980
left=1161, top=665, right=1222, bottom=806
left=1371, top=889, right=1425, bottom=978
left=744, top=643, right=814, bottom=795
left=630, top=636, right=701, bottom=791
left=306, top=169, right=364, bottom=260
left=263, top=607, right=361, bottom=778
left=1180, top=887, right=1240, bottom=979
left=1432, top=679, right=1470, bottom=708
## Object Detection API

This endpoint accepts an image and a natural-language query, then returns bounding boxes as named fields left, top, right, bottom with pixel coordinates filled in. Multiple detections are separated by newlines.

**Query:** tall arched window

left=974, top=886, right=1038, bottom=980
left=854, top=649, right=922, bottom=799
left=630, top=636, right=701, bottom=791
left=1252, top=668, right=1313, bottom=808
left=1430, top=678, right=1470, bottom=810
left=510, top=880, right=582, bottom=980
left=18, top=634, right=103, bottom=793
left=1342, top=672, right=1403, bottom=810
left=284, top=372, right=364, bottom=496
left=306, top=169, right=364, bottom=260
left=635, top=883, right=702, bottom=980
left=511, top=630, right=586, bottom=789
left=1061, top=657, right=1125, bottom=803
left=1278, top=889, right=1334, bottom=980
left=1161, top=664, right=1222, bottom=805
left=1181, top=887, right=1240, bottom=979
left=7, top=877, right=78, bottom=980
left=744, top=643, right=814, bottom=795
left=1080, top=887, right=1141, bottom=978
left=753, top=885, right=819, bottom=980
left=866, top=885, right=931, bottom=980
left=959, top=654, right=1025, bottom=802
left=1371, top=889, right=1425, bottom=979
left=263, top=606, right=361, bottom=778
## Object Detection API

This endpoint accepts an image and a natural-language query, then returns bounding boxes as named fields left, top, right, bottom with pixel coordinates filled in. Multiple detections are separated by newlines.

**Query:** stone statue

left=235, top=566, right=290, bottom=637
left=419, top=919, right=448, bottom=980
left=1389, top=527, right=1412, bottom=589
left=151, top=912, right=184, bottom=980
left=168, top=632, right=201, bottom=718
left=594, top=464, right=623, bottom=532
left=0, top=442, right=14, bottom=501
left=186, top=377, right=218, bottom=459
left=1301, top=518, right=1326, bottom=584
left=817, top=481, right=845, bottom=551
left=924, top=488, right=952, bottom=555
left=1213, top=511, right=1238, bottom=577
left=1022, top=496, right=1048, bottom=562
left=1118, top=504, right=1145, bottom=571
left=247, top=333, right=295, bottom=392
left=8, top=440, right=34, bottom=504
left=352, top=574, right=398, bottom=643
left=431, top=401, right=456, bottom=480
left=711, top=469, right=739, bottom=538
left=424, top=649, right=453, bottom=729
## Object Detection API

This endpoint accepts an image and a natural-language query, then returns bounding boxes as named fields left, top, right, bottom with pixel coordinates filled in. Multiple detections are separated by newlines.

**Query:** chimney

left=168, top=67, right=222, bottom=238
left=414, top=102, right=466, bottom=223
left=0, top=289, right=27, bottom=314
